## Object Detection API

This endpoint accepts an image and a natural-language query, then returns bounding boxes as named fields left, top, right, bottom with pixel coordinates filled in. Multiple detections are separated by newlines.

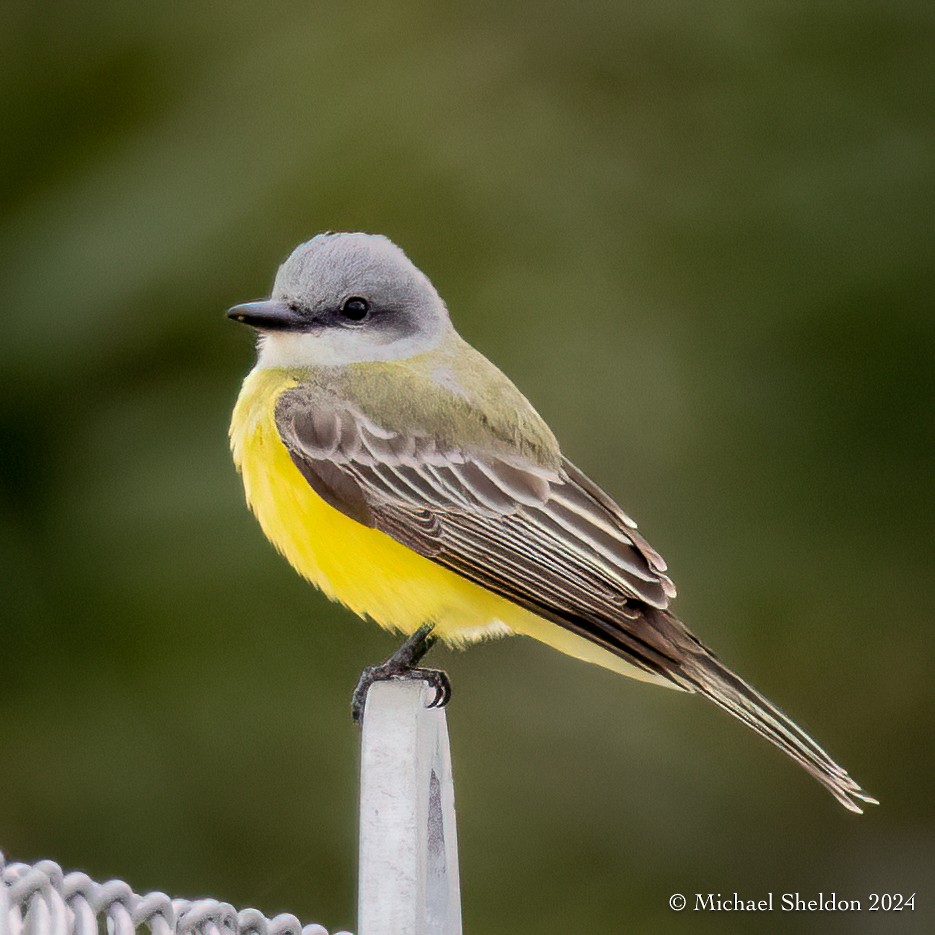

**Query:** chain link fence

left=2, top=680, right=460, bottom=935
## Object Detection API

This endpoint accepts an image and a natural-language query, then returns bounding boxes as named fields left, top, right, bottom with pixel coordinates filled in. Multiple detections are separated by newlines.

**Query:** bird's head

left=228, top=232, right=452, bottom=368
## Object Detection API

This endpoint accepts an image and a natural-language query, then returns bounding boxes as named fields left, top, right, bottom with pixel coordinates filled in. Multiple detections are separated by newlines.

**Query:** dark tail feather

left=626, top=606, right=878, bottom=812
left=531, top=596, right=877, bottom=812
left=679, top=649, right=878, bottom=813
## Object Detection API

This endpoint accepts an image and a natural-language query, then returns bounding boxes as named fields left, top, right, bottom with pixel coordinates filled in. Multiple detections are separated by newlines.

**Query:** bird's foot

left=352, top=623, right=451, bottom=724
left=351, top=665, right=452, bottom=724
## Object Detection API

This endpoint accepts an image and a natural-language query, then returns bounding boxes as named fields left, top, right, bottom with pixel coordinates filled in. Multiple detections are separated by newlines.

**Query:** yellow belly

left=230, top=367, right=671, bottom=684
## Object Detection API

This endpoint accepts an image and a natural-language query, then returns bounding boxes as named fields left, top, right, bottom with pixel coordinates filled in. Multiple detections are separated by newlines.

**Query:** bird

left=228, top=231, right=876, bottom=813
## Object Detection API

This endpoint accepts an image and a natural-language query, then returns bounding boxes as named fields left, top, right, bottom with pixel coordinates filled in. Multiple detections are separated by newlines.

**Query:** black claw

left=352, top=625, right=451, bottom=724
left=411, top=666, right=451, bottom=710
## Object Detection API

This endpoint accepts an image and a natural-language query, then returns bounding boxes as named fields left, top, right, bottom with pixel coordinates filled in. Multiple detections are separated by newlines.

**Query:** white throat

left=254, top=323, right=451, bottom=370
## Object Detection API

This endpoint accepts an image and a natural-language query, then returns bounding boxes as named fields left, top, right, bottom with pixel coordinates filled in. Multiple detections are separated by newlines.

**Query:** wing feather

left=275, top=390, right=678, bottom=652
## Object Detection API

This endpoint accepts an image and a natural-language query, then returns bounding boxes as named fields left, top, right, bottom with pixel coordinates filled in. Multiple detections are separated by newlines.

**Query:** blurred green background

left=1, top=1, right=933, bottom=932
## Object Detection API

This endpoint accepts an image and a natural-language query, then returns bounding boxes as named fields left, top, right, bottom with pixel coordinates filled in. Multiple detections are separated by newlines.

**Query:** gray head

left=228, top=232, right=453, bottom=368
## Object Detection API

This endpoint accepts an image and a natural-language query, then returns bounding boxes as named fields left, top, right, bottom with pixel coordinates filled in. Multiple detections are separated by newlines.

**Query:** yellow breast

left=229, top=368, right=522, bottom=643
left=229, top=367, right=666, bottom=683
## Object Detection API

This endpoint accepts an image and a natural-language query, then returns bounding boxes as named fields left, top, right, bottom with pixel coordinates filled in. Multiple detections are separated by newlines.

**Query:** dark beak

left=226, top=300, right=306, bottom=331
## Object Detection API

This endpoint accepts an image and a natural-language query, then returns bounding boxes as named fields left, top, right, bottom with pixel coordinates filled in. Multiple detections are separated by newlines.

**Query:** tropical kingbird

left=228, top=231, right=876, bottom=813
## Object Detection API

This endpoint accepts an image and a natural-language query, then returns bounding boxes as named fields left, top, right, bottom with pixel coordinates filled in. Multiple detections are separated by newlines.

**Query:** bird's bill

left=226, top=300, right=305, bottom=331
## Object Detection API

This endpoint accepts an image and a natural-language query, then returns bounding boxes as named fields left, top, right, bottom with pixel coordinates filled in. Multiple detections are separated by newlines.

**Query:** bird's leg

left=351, top=622, right=452, bottom=724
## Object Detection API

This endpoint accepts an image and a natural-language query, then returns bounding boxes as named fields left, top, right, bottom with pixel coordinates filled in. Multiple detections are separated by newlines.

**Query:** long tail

left=586, top=604, right=880, bottom=812
left=671, top=627, right=878, bottom=813
left=524, top=596, right=879, bottom=812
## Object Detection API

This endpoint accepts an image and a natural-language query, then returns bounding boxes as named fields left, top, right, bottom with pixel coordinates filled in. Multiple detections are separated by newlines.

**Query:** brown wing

left=275, top=389, right=693, bottom=685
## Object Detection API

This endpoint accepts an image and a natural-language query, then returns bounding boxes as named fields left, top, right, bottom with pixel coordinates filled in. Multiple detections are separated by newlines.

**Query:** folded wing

left=275, top=389, right=696, bottom=682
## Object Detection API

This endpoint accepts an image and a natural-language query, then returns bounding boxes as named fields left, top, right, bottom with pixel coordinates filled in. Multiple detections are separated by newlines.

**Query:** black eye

left=340, top=296, right=370, bottom=322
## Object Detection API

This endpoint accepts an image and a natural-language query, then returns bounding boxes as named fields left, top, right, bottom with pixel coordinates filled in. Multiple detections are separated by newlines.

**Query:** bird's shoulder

left=276, top=335, right=561, bottom=471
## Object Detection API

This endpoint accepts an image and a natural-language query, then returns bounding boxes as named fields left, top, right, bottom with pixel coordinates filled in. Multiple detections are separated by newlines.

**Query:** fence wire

left=0, top=855, right=352, bottom=935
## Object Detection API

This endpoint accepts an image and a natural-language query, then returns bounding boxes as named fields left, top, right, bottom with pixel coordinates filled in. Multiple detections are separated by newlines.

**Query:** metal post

left=357, top=681, right=462, bottom=935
